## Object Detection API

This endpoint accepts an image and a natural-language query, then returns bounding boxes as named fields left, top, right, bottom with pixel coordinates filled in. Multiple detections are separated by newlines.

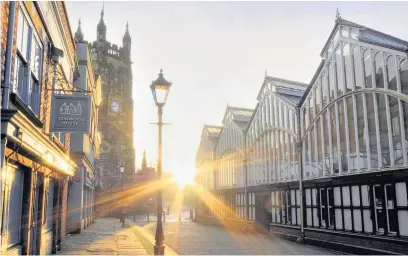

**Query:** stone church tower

left=74, top=7, right=136, bottom=190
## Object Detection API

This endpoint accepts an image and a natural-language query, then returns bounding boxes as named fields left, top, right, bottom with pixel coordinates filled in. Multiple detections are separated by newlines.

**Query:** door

left=255, top=194, right=271, bottom=228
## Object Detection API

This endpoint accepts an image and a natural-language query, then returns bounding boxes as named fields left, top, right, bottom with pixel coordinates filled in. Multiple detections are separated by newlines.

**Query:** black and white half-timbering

left=195, top=16, right=408, bottom=254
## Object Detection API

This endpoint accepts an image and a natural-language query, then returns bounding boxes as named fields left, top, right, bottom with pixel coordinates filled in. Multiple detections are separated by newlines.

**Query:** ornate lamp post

left=150, top=69, right=172, bottom=255
left=120, top=165, right=125, bottom=228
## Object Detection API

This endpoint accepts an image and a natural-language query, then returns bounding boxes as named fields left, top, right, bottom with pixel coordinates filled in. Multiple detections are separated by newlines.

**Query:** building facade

left=1, top=1, right=77, bottom=254
left=196, top=16, right=408, bottom=254
left=90, top=8, right=135, bottom=192
left=195, top=125, right=221, bottom=216
left=66, top=26, right=102, bottom=234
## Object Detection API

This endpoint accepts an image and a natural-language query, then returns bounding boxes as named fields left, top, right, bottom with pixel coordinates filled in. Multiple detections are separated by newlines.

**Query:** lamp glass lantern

left=120, top=166, right=125, bottom=173
left=150, top=69, right=172, bottom=106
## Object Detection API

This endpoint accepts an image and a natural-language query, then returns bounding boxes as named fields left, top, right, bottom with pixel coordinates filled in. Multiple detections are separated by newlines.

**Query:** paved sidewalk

left=58, top=218, right=149, bottom=255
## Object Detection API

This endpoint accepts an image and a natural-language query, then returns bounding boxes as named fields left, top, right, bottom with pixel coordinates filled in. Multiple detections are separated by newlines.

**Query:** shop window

left=396, top=182, right=408, bottom=236
left=385, top=184, right=397, bottom=233
left=320, top=188, right=328, bottom=227
left=373, top=184, right=386, bottom=232
left=334, top=187, right=343, bottom=229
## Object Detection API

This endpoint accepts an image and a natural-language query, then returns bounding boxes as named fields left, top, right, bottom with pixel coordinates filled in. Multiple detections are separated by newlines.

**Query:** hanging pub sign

left=50, top=95, right=91, bottom=133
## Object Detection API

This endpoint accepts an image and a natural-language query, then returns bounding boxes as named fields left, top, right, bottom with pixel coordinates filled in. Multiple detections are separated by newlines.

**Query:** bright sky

left=66, top=1, right=408, bottom=180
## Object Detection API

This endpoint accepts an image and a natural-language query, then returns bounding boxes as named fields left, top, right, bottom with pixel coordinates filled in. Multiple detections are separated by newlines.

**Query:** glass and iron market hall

left=196, top=16, right=408, bottom=253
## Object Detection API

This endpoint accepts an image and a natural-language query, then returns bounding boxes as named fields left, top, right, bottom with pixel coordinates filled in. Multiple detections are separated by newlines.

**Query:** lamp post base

left=154, top=244, right=165, bottom=255
left=296, top=234, right=305, bottom=244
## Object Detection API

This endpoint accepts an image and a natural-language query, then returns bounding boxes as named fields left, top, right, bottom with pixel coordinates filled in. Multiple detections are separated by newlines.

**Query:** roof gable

left=320, top=17, right=408, bottom=57
left=257, top=76, right=308, bottom=101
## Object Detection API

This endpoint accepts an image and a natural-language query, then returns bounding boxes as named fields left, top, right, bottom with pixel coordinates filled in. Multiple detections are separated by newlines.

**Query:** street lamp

left=120, top=165, right=125, bottom=228
left=150, top=69, right=172, bottom=255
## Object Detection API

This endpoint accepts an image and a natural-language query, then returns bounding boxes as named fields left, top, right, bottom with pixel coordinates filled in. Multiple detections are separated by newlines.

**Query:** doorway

left=255, top=194, right=271, bottom=229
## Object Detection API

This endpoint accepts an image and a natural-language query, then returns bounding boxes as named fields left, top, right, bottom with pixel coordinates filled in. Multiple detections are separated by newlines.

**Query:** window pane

left=316, top=118, right=323, bottom=177
left=304, top=133, right=310, bottom=178
left=347, top=97, right=357, bottom=171
left=401, top=59, right=408, bottom=95
left=374, top=52, right=384, bottom=88
left=377, top=94, right=390, bottom=167
left=315, top=85, right=321, bottom=114
left=330, top=106, right=339, bottom=173
left=309, top=95, right=314, bottom=123
left=344, top=43, right=354, bottom=92
left=336, top=46, right=344, bottom=96
left=364, top=49, right=373, bottom=88
left=323, top=111, right=331, bottom=175
left=17, top=11, right=28, bottom=57
left=310, top=126, right=316, bottom=177
left=13, top=57, right=25, bottom=97
left=329, top=61, right=336, bottom=102
left=356, top=94, right=368, bottom=169
left=339, top=100, right=348, bottom=173
left=390, top=96, right=403, bottom=166
left=322, top=75, right=328, bottom=107
left=353, top=46, right=364, bottom=90
left=387, top=56, right=397, bottom=91
left=366, top=94, right=379, bottom=169
left=31, top=38, right=41, bottom=78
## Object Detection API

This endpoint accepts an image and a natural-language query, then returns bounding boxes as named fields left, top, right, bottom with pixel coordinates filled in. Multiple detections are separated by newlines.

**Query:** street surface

left=131, top=214, right=337, bottom=255
left=58, top=218, right=148, bottom=255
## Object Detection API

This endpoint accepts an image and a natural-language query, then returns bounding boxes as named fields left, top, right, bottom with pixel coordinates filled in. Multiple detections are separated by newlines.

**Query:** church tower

left=77, top=5, right=136, bottom=193
left=97, top=6, right=106, bottom=42
left=122, top=22, right=131, bottom=63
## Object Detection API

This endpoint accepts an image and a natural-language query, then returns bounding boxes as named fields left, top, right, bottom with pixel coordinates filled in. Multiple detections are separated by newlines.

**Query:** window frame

left=14, top=5, right=43, bottom=116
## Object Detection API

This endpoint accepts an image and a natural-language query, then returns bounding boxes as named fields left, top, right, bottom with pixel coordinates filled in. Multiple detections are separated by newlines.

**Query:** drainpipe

left=296, top=107, right=305, bottom=244
left=0, top=2, right=16, bottom=248
left=2, top=1, right=16, bottom=110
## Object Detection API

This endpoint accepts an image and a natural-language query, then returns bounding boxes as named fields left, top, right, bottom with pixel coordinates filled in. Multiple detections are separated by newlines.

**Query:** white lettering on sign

left=58, top=116, right=85, bottom=126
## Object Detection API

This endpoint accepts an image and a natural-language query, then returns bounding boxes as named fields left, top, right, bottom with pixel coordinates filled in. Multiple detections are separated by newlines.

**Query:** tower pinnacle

left=74, top=19, right=84, bottom=42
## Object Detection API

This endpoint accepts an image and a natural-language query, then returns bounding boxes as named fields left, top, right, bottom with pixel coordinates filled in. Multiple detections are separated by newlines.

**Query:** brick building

left=1, top=1, right=78, bottom=254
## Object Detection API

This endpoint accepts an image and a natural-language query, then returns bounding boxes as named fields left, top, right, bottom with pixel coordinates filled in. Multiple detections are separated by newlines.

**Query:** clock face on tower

left=111, top=100, right=120, bottom=113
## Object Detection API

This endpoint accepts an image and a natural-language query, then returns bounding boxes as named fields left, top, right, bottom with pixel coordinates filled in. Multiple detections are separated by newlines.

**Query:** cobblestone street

left=133, top=216, right=337, bottom=255
left=58, top=218, right=148, bottom=255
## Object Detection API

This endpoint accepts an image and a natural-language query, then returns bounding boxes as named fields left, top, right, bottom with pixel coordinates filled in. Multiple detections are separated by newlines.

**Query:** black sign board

left=50, top=95, right=91, bottom=133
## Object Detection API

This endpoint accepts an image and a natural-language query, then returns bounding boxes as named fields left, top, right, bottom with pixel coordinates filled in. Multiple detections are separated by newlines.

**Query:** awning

left=2, top=109, right=76, bottom=176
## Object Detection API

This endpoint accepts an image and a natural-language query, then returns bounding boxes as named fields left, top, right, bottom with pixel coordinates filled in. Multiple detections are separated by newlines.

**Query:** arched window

left=321, top=75, right=328, bottom=107
left=336, top=46, right=344, bottom=96
left=400, top=58, right=408, bottom=94
left=353, top=46, right=364, bottom=90
left=329, top=61, right=336, bottom=102
left=387, top=55, right=397, bottom=91
left=344, top=43, right=354, bottom=92
left=374, top=52, right=384, bottom=88
left=363, top=49, right=373, bottom=88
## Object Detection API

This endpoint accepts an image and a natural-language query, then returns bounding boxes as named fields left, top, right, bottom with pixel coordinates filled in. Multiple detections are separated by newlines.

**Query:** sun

left=171, top=173, right=195, bottom=189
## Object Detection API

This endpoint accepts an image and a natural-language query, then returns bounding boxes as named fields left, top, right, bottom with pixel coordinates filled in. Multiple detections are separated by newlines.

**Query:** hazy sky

left=66, top=1, right=408, bottom=180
